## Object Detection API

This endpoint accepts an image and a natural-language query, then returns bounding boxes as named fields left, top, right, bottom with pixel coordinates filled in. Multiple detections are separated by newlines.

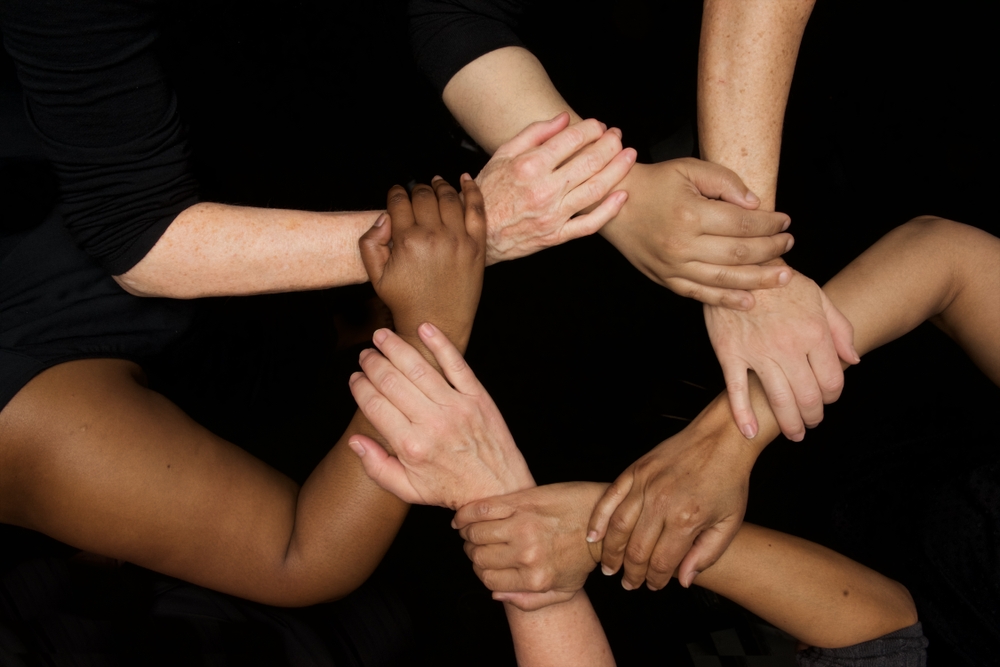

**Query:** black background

left=2, top=0, right=997, bottom=665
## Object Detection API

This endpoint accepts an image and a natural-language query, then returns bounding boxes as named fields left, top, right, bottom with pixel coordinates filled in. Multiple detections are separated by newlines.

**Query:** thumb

left=676, top=523, right=737, bottom=588
left=683, top=160, right=761, bottom=209
left=359, top=212, right=391, bottom=284
left=823, top=292, right=861, bottom=365
left=494, top=112, right=571, bottom=158
left=347, top=434, right=420, bottom=504
left=453, top=496, right=516, bottom=530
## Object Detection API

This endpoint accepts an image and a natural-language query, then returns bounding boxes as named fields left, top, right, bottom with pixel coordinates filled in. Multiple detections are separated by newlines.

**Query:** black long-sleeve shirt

left=1, top=0, right=199, bottom=275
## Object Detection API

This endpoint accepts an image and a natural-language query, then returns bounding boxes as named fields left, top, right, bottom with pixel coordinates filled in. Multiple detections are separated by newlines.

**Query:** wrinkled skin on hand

left=477, top=113, right=635, bottom=265
left=600, top=158, right=795, bottom=309
left=453, top=482, right=609, bottom=611
left=360, top=176, right=485, bottom=352
left=349, top=325, right=534, bottom=511
left=587, top=404, right=756, bottom=592
left=704, top=267, right=859, bottom=440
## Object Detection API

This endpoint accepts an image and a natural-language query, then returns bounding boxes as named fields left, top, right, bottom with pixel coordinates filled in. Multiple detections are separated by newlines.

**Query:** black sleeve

left=0, top=0, right=199, bottom=275
left=796, top=622, right=928, bottom=667
left=408, top=0, right=530, bottom=95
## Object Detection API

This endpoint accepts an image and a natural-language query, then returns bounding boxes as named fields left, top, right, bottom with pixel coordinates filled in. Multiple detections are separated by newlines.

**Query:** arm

left=442, top=46, right=795, bottom=309
left=457, top=217, right=999, bottom=609
left=349, top=328, right=613, bottom=666
left=590, top=217, right=1000, bottom=585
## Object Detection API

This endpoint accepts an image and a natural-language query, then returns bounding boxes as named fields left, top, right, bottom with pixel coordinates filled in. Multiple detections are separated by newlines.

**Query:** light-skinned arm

left=349, top=326, right=614, bottom=667
left=443, top=46, right=795, bottom=310
left=697, top=0, right=862, bottom=442
left=114, top=114, right=632, bottom=299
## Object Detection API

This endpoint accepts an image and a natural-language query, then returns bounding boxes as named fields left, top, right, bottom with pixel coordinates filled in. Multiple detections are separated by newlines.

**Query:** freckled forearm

left=115, top=202, right=379, bottom=298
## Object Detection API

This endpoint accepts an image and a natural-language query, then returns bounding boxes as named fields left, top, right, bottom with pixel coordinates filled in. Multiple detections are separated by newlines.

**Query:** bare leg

left=0, top=358, right=408, bottom=606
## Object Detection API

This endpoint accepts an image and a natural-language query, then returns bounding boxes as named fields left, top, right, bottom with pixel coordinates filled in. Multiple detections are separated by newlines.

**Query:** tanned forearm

left=698, top=0, right=815, bottom=210
left=115, top=202, right=378, bottom=298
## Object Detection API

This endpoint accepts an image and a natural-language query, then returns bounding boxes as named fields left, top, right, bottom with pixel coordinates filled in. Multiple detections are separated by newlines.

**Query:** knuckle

left=526, top=569, right=548, bottom=592
left=647, top=554, right=675, bottom=575
left=729, top=242, right=750, bottom=263
left=608, top=513, right=633, bottom=536
left=387, top=189, right=410, bottom=206
left=624, top=544, right=648, bottom=567
left=514, top=154, right=544, bottom=180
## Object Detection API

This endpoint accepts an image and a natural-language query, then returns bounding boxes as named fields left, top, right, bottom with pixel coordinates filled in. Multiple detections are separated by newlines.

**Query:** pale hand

left=704, top=267, right=859, bottom=441
left=349, top=325, right=534, bottom=510
left=477, top=113, right=635, bottom=264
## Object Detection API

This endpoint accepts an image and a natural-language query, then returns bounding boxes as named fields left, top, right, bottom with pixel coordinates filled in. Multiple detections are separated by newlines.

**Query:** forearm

left=698, top=0, right=815, bottom=209
left=115, top=202, right=377, bottom=298
left=505, top=591, right=614, bottom=667
left=693, top=523, right=916, bottom=647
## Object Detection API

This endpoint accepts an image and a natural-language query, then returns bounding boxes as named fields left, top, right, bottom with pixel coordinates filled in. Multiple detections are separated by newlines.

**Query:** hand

left=477, top=112, right=636, bottom=264
left=704, top=267, right=860, bottom=441
left=600, top=158, right=794, bottom=309
left=587, top=403, right=757, bottom=592
left=360, top=176, right=485, bottom=353
left=452, top=482, right=608, bottom=611
left=348, top=324, right=534, bottom=510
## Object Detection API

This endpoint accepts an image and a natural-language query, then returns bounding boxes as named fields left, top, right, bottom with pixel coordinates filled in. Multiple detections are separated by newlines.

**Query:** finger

left=431, top=176, right=465, bottom=232
left=460, top=174, right=487, bottom=246
left=598, top=486, right=644, bottom=576
left=554, top=127, right=625, bottom=191
left=385, top=185, right=415, bottom=234
left=410, top=182, right=442, bottom=228
left=719, top=359, right=758, bottom=440
left=465, top=542, right=522, bottom=571
left=493, top=591, right=573, bottom=612
left=784, top=354, right=825, bottom=429
left=358, top=213, right=390, bottom=285
left=676, top=520, right=742, bottom=589
left=698, top=201, right=792, bottom=238
left=587, top=473, right=634, bottom=542
left=417, top=322, right=484, bottom=395
left=459, top=518, right=515, bottom=545
left=371, top=328, right=455, bottom=404
left=823, top=292, right=861, bottom=365
left=493, top=112, right=571, bottom=158
left=756, top=361, right=805, bottom=441
left=346, top=434, right=421, bottom=504
left=619, top=511, right=667, bottom=590
left=560, top=144, right=637, bottom=214
left=541, top=118, right=608, bottom=166
left=689, top=233, right=794, bottom=268
left=554, top=190, right=629, bottom=243
left=662, top=276, right=756, bottom=310
left=453, top=497, right=516, bottom=530
left=355, top=349, right=434, bottom=425
left=348, top=370, right=413, bottom=437
left=678, top=260, right=793, bottom=291
left=679, top=158, right=763, bottom=210
left=476, top=565, right=532, bottom=593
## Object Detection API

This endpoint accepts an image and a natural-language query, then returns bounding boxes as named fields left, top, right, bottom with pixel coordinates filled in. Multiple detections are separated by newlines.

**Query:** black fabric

left=0, top=207, right=193, bottom=409
left=409, top=0, right=527, bottom=94
left=0, top=0, right=200, bottom=275
left=796, top=623, right=928, bottom=667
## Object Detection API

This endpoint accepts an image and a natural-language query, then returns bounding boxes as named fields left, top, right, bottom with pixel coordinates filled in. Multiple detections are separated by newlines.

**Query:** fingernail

left=348, top=440, right=366, bottom=457
left=745, top=190, right=760, bottom=205
left=741, top=423, right=757, bottom=439
left=778, top=270, right=790, bottom=286
left=373, top=328, right=389, bottom=345
left=373, top=213, right=386, bottom=228
left=791, top=432, right=805, bottom=443
left=493, top=593, right=510, bottom=602
left=419, top=322, right=437, bottom=337
left=684, top=571, right=700, bottom=587
left=349, top=371, right=362, bottom=384
left=622, top=579, right=634, bottom=591
left=600, top=121, right=608, bottom=131
left=852, top=346, right=861, bottom=364
left=432, top=175, right=443, bottom=182
left=610, top=127, right=622, bottom=138
left=601, top=565, right=614, bottom=576
left=785, top=237, right=795, bottom=252
left=460, top=172, right=472, bottom=182
left=624, top=148, right=636, bottom=163
left=781, top=217, right=791, bottom=231
left=450, top=519, right=457, bottom=529
left=646, top=582, right=659, bottom=592
left=359, top=349, right=372, bottom=362
left=586, top=531, right=598, bottom=543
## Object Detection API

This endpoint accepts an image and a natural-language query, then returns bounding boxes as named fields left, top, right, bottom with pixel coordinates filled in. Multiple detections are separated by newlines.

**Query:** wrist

left=598, top=161, right=647, bottom=239
left=692, top=391, right=768, bottom=468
